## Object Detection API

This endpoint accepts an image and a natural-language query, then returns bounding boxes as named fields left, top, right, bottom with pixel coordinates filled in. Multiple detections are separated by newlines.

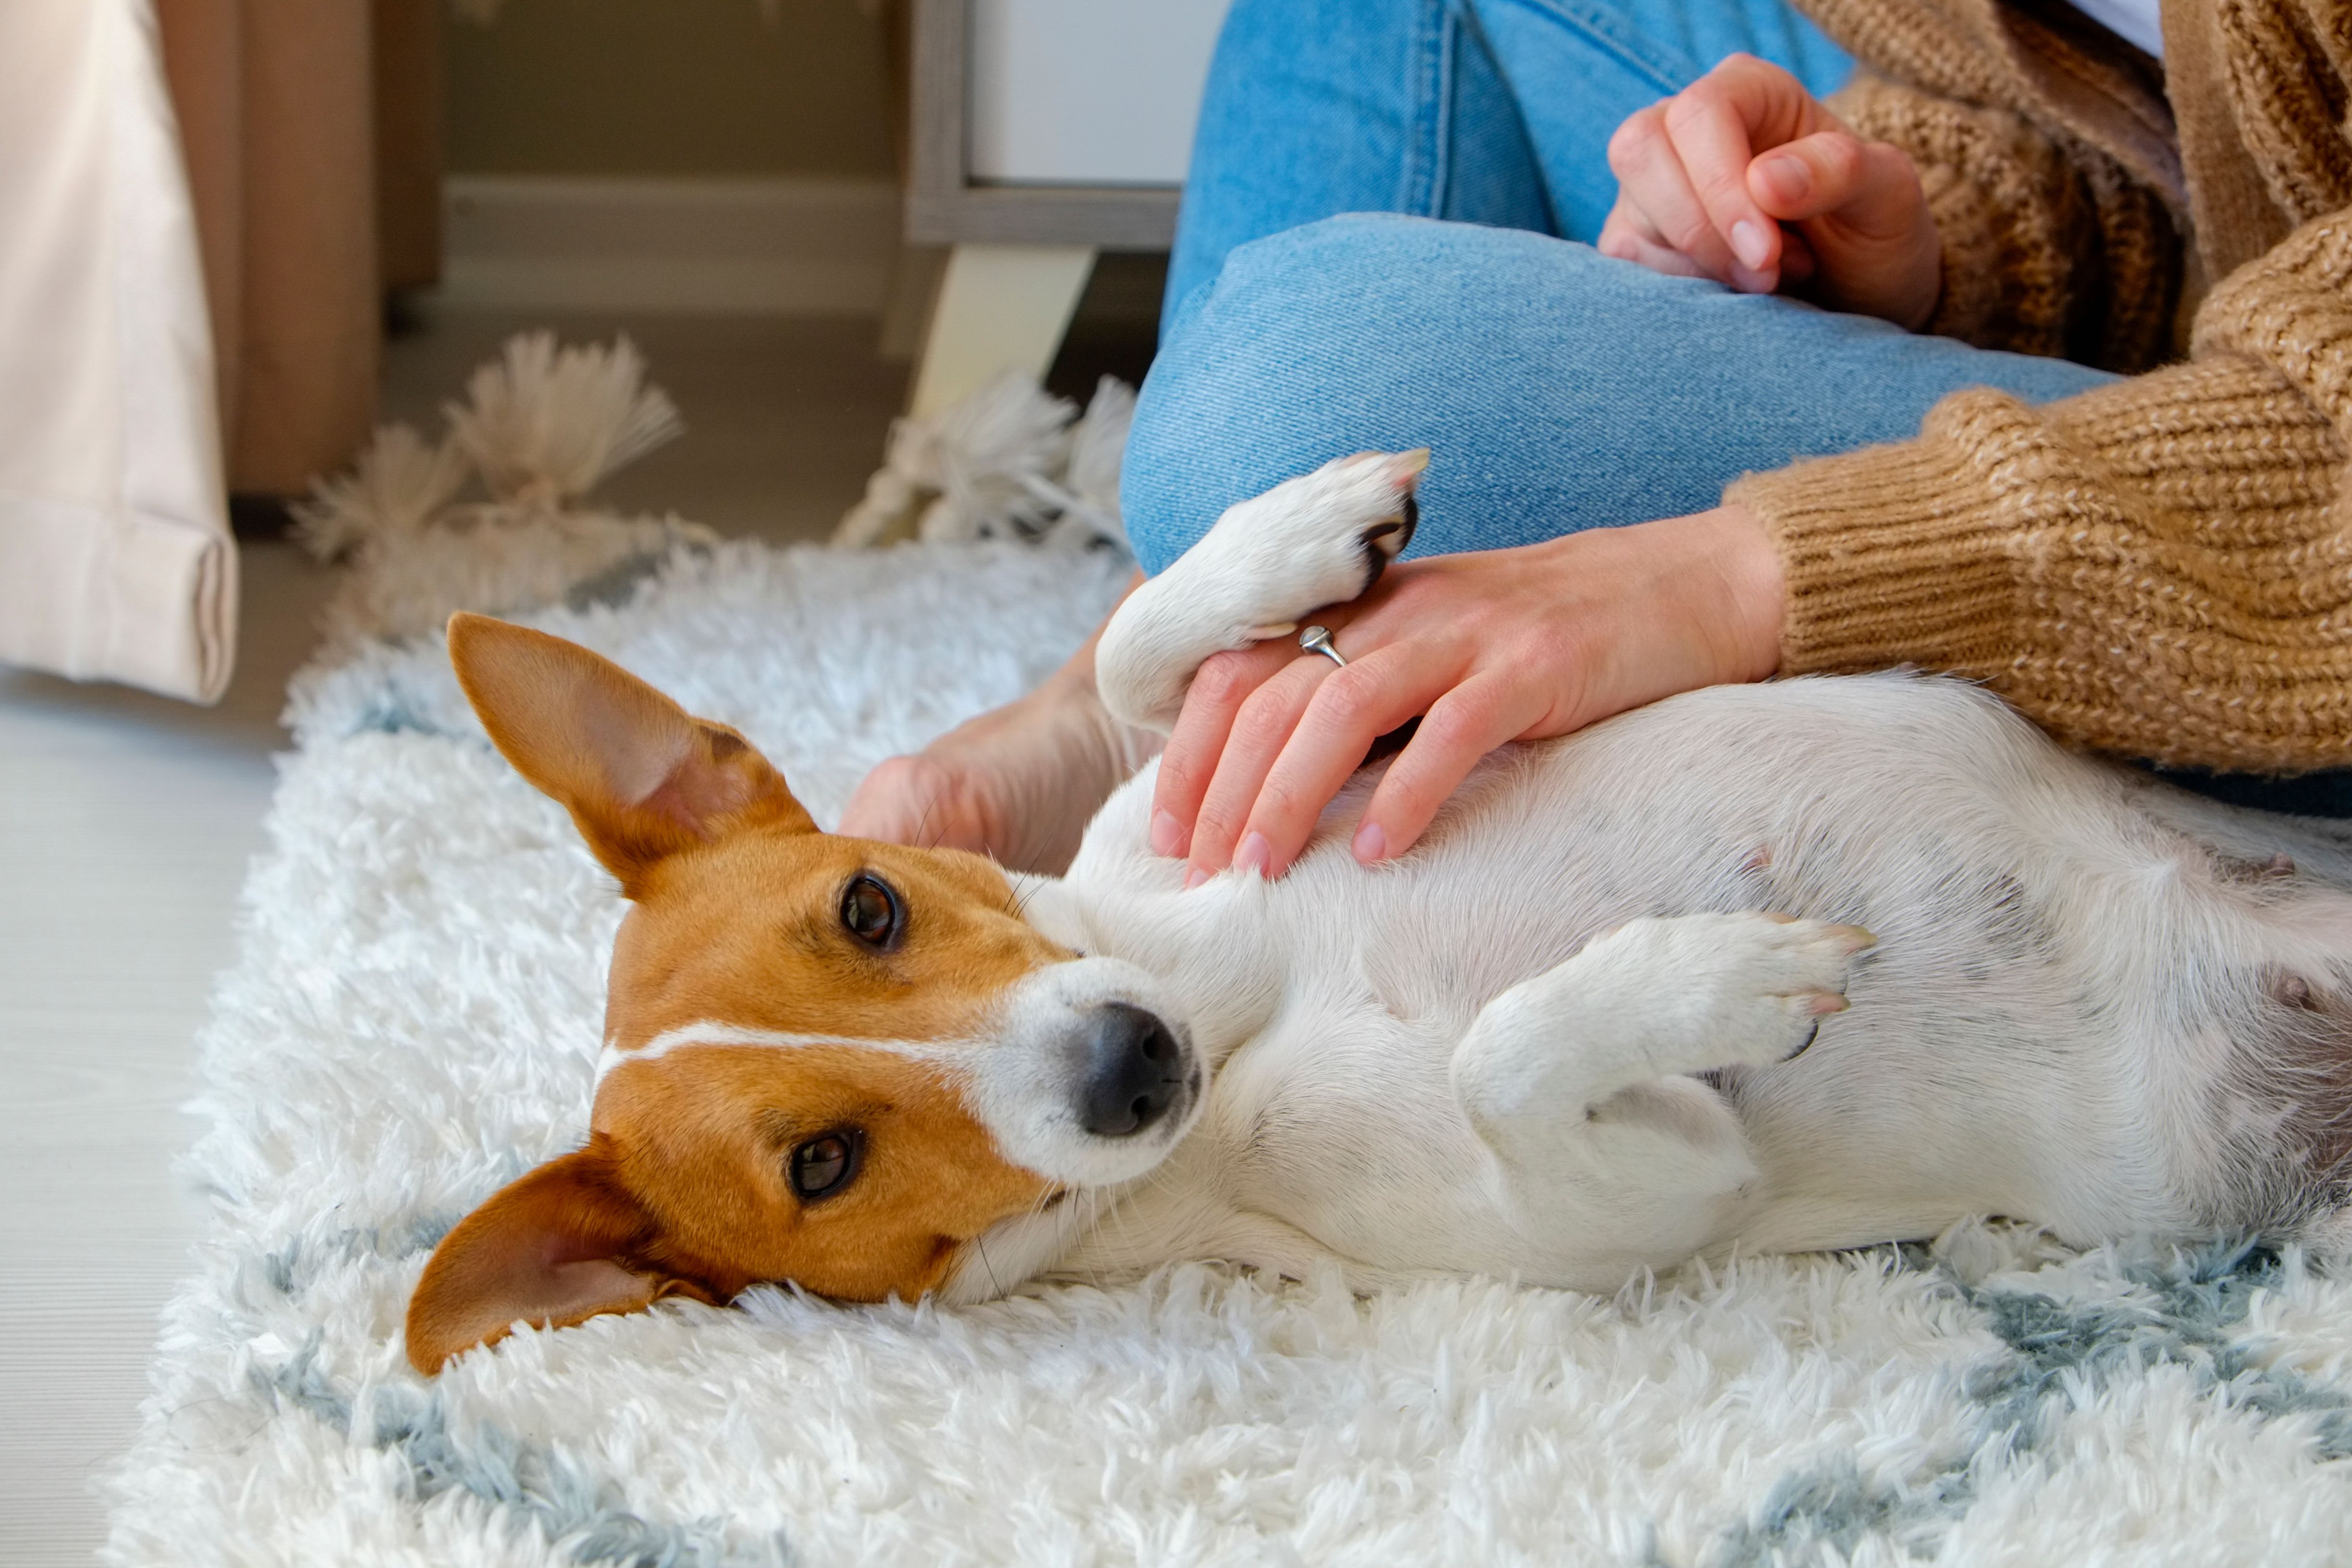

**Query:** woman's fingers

left=1776, top=225, right=1820, bottom=285
left=1150, top=640, right=1298, bottom=858
left=1231, top=646, right=1447, bottom=878
left=1606, top=105, right=1742, bottom=286
left=1183, top=655, right=1336, bottom=883
left=1598, top=201, right=1712, bottom=278
left=1135, top=509, right=1787, bottom=887
left=1606, top=55, right=1892, bottom=297
left=1357, top=674, right=1545, bottom=862
left=1747, top=128, right=1938, bottom=328
left=1748, top=130, right=1882, bottom=223
left=1657, top=62, right=1793, bottom=289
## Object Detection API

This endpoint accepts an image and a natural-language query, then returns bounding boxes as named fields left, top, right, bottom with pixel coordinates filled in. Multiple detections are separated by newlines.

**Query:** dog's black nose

left=1075, top=1003, right=1185, bottom=1138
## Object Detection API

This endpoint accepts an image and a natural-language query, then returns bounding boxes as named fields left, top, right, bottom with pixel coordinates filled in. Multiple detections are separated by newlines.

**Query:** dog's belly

left=1062, top=673, right=2352, bottom=1283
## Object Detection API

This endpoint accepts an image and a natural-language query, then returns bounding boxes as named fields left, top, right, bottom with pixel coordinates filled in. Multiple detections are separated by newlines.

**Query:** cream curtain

left=0, top=0, right=234, bottom=702
left=157, top=0, right=383, bottom=499
left=0, top=0, right=435, bottom=703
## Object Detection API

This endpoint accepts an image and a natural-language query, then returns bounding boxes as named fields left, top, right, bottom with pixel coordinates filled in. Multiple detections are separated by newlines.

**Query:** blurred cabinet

left=902, top=0, right=1229, bottom=414
left=966, top=0, right=1227, bottom=191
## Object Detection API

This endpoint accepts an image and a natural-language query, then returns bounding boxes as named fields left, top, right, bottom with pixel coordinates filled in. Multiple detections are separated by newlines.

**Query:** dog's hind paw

left=1451, top=911, right=1875, bottom=1145
left=1683, top=912, right=1875, bottom=1069
left=1537, top=911, right=1874, bottom=1079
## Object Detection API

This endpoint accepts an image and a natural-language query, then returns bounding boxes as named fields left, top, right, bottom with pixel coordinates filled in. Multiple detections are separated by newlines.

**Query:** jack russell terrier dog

left=407, top=452, right=2352, bottom=1375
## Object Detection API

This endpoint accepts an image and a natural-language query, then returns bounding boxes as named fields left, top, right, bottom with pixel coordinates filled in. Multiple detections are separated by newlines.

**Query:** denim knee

left=1126, top=213, right=1505, bottom=576
left=1119, top=211, right=1637, bottom=574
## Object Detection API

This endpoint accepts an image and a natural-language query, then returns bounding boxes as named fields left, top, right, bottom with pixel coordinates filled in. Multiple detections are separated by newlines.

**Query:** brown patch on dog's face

left=405, top=617, right=1071, bottom=1375
left=592, top=827, right=1071, bottom=1303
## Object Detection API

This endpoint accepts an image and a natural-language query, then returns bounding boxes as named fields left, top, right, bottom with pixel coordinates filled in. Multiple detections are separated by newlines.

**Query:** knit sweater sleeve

left=1827, top=73, right=2178, bottom=371
left=1725, top=210, right=2352, bottom=773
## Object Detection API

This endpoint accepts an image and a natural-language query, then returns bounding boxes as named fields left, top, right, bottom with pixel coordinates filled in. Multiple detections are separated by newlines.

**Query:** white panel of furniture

left=968, top=0, right=1229, bottom=186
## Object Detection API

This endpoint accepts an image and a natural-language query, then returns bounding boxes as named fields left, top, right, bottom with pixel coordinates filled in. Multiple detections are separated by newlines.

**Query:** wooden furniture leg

left=906, top=242, right=1097, bottom=417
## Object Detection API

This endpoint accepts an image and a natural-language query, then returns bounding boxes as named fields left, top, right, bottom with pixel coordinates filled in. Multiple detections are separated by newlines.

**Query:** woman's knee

left=1125, top=214, right=1628, bottom=574
left=1133, top=217, right=1424, bottom=572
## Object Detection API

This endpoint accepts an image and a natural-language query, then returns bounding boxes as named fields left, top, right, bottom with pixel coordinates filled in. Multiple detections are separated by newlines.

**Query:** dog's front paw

left=1094, top=449, right=1430, bottom=733
left=1215, top=449, right=1428, bottom=637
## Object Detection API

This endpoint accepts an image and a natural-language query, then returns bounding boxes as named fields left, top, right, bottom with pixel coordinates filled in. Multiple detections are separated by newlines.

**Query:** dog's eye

left=788, top=1131, right=861, bottom=1200
left=840, top=874, right=902, bottom=949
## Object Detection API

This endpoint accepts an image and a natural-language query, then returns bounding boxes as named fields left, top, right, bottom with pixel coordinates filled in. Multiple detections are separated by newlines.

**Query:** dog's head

left=405, top=616, right=1199, bottom=1374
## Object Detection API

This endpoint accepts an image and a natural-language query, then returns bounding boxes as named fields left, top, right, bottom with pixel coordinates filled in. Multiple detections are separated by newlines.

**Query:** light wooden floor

left=0, top=307, right=902, bottom=1564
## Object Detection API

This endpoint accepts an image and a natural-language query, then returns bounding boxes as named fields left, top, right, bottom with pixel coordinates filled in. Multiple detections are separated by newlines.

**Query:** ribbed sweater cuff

left=1725, top=415, right=2024, bottom=682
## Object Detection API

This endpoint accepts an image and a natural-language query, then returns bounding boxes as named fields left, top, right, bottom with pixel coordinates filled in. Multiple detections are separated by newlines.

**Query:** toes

left=1238, top=448, right=1433, bottom=612
left=1343, top=446, right=1429, bottom=496
left=1768, top=919, right=1875, bottom=983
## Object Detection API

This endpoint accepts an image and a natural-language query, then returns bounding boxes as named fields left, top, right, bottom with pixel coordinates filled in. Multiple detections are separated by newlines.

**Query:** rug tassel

left=835, top=371, right=1133, bottom=553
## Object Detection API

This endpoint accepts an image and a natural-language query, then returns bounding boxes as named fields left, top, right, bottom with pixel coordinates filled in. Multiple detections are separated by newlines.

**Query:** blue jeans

left=1122, top=0, right=2112, bottom=576
left=1117, top=0, right=2352, bottom=810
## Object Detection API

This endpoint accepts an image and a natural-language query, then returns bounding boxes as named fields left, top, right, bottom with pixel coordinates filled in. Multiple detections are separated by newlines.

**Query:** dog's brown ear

left=447, top=613, right=814, bottom=885
left=405, top=1139, right=710, bottom=1375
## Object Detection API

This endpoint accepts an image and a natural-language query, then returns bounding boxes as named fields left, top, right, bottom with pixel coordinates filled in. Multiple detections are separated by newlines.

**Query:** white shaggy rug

left=103, top=345, right=2352, bottom=1566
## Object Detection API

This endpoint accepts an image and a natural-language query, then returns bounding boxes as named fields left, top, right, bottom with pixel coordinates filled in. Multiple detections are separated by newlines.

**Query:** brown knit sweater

left=1727, top=0, right=2352, bottom=772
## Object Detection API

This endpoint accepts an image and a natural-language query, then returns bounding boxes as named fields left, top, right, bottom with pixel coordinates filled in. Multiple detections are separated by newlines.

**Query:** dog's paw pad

left=1356, top=493, right=1418, bottom=591
left=1352, top=449, right=1425, bottom=579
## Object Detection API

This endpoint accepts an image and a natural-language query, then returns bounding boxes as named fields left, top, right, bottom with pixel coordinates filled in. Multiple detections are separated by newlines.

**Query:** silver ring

left=1299, top=625, right=1345, bottom=668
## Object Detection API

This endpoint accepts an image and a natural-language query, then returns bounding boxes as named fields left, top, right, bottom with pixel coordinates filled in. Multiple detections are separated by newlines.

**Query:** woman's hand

left=1148, top=505, right=1784, bottom=883
left=1599, top=54, right=1940, bottom=331
left=839, top=577, right=1161, bottom=874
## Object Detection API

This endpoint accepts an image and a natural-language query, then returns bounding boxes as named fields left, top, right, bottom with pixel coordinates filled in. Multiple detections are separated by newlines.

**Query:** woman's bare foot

left=838, top=589, right=1161, bottom=873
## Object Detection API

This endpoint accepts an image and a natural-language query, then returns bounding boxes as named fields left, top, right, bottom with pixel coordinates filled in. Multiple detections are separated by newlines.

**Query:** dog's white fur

left=940, top=452, right=2352, bottom=1302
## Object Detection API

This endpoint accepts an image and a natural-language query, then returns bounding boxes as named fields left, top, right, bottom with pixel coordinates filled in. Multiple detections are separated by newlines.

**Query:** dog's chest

left=1068, top=787, right=1779, bottom=1260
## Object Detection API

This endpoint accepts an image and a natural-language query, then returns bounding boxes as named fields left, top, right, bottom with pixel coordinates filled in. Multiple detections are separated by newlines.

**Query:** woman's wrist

left=1685, top=502, right=1784, bottom=684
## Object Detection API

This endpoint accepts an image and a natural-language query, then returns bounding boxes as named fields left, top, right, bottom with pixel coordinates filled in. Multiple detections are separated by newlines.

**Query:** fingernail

left=1233, top=832, right=1271, bottom=877
left=1729, top=219, right=1772, bottom=271
left=1184, top=866, right=1211, bottom=891
left=1150, top=809, right=1183, bottom=858
left=1352, top=820, right=1387, bottom=863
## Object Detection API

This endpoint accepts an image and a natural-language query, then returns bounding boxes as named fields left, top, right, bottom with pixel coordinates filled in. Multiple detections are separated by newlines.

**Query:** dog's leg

left=1096, top=450, right=1427, bottom=732
left=1449, top=913, right=1874, bottom=1262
